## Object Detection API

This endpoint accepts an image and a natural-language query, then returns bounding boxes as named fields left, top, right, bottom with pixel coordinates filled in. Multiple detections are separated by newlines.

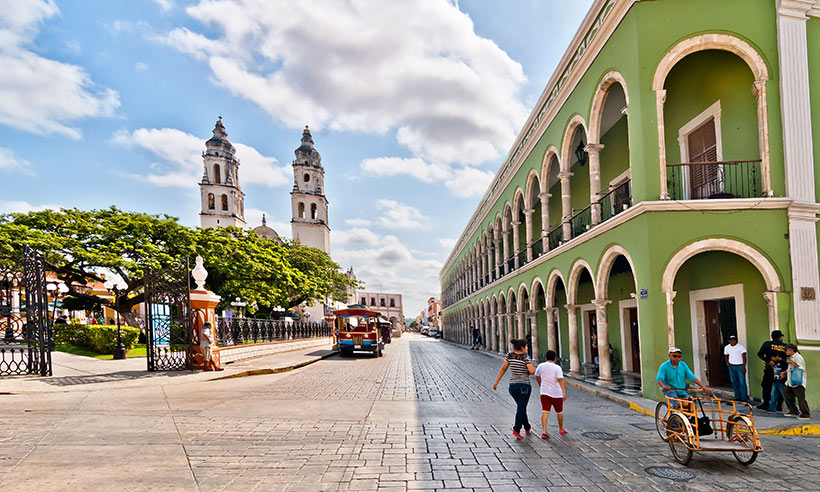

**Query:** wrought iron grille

left=570, top=206, right=592, bottom=239
left=599, top=180, right=632, bottom=223
left=214, top=318, right=331, bottom=347
left=667, top=160, right=762, bottom=200
left=0, top=245, right=52, bottom=377
left=547, top=225, right=563, bottom=251
left=145, top=258, right=192, bottom=371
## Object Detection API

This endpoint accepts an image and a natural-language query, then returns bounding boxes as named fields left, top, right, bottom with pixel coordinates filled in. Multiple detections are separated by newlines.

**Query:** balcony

left=518, top=249, right=528, bottom=268
left=667, top=160, right=762, bottom=200
left=548, top=225, right=563, bottom=250
left=531, top=238, right=544, bottom=259
left=570, top=205, right=592, bottom=238
left=598, top=180, right=632, bottom=222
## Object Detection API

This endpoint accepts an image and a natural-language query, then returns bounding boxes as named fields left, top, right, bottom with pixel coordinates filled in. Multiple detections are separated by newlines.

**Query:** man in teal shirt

left=657, top=347, right=712, bottom=401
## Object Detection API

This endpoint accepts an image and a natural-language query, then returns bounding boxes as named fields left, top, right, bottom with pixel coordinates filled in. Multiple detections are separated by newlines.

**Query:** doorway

left=586, top=310, right=598, bottom=364
left=689, top=284, right=746, bottom=387
left=618, top=299, right=641, bottom=374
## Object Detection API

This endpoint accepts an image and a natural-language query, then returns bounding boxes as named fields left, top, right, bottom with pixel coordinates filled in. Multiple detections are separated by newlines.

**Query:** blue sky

left=0, top=0, right=594, bottom=315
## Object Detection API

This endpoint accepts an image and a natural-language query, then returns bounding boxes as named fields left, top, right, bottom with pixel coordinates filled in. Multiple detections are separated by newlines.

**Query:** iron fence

left=215, top=317, right=331, bottom=347
left=599, top=180, right=632, bottom=222
left=517, top=249, right=527, bottom=268
left=547, top=225, right=563, bottom=251
left=506, top=257, right=515, bottom=274
left=570, top=206, right=592, bottom=238
left=667, top=159, right=762, bottom=200
left=531, top=238, right=544, bottom=259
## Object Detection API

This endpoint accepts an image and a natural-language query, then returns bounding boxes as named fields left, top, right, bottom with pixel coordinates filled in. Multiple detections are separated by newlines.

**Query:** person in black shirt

left=756, top=330, right=786, bottom=410
left=471, top=326, right=481, bottom=350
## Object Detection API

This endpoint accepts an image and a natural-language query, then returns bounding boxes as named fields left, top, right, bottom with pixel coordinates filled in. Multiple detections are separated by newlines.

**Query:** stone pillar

left=524, top=209, right=535, bottom=262
left=655, top=89, right=669, bottom=199
left=505, top=313, right=514, bottom=350
left=511, top=221, right=521, bottom=269
left=493, top=235, right=501, bottom=278
left=665, top=290, right=677, bottom=348
left=559, top=171, right=573, bottom=240
left=752, top=80, right=773, bottom=196
left=593, top=298, right=613, bottom=384
left=502, top=227, right=510, bottom=273
left=545, top=307, right=558, bottom=352
left=539, top=192, right=551, bottom=251
left=516, top=310, right=526, bottom=339
left=490, top=313, right=498, bottom=352
left=566, top=304, right=581, bottom=375
left=11, top=286, right=20, bottom=317
left=528, top=310, right=540, bottom=362
left=190, top=290, right=222, bottom=370
left=586, top=143, right=605, bottom=225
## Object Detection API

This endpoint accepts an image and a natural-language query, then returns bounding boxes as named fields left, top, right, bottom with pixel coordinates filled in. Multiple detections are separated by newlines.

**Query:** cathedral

left=197, top=118, right=355, bottom=319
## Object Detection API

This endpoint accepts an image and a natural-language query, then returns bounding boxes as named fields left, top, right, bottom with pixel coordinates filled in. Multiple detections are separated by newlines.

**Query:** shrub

left=54, top=323, right=140, bottom=354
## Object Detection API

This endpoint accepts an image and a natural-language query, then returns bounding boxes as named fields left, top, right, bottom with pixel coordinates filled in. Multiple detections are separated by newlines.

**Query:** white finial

left=192, top=256, right=208, bottom=291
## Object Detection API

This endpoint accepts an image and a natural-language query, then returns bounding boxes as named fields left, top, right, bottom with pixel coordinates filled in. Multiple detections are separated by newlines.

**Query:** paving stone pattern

left=0, top=335, right=818, bottom=491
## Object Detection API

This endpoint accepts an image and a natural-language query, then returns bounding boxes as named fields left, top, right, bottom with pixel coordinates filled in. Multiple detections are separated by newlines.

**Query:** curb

left=443, top=339, right=819, bottom=436
left=210, top=350, right=339, bottom=381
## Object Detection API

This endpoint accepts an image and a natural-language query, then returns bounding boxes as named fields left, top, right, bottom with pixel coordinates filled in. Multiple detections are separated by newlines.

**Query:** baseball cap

left=728, top=335, right=737, bottom=340
left=668, top=347, right=682, bottom=354
left=204, top=321, right=212, bottom=326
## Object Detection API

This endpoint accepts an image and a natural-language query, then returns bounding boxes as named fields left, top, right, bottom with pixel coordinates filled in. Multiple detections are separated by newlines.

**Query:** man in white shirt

left=534, top=350, right=567, bottom=439
left=200, top=321, right=222, bottom=371
left=723, top=335, right=748, bottom=402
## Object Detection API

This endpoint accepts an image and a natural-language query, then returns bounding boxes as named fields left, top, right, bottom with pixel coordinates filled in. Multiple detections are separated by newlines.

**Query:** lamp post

left=46, top=281, right=69, bottom=350
left=103, top=277, right=128, bottom=360
left=230, top=297, right=247, bottom=318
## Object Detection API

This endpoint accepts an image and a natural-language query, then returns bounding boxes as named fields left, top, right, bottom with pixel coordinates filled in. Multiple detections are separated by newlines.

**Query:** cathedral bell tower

left=290, top=126, right=330, bottom=252
left=199, top=117, right=246, bottom=228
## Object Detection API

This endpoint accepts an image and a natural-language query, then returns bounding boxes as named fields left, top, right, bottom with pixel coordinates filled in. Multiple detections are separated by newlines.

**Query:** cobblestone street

left=0, top=334, right=817, bottom=491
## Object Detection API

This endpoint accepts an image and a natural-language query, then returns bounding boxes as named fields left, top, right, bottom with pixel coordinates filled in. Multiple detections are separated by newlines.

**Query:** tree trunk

left=121, top=310, right=141, bottom=331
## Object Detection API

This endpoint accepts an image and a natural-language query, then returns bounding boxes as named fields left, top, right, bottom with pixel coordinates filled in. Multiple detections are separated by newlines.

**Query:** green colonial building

left=439, top=0, right=820, bottom=408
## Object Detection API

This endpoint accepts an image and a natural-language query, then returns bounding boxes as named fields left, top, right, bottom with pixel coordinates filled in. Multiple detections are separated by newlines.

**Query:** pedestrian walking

left=767, top=352, right=788, bottom=412
left=782, top=344, right=810, bottom=419
left=534, top=350, right=567, bottom=439
left=756, top=330, right=785, bottom=410
left=724, top=335, right=748, bottom=402
left=200, top=321, right=223, bottom=371
left=471, top=326, right=481, bottom=350
left=493, top=339, right=535, bottom=439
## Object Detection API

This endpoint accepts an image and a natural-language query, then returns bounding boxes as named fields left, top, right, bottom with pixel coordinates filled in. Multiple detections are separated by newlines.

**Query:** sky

left=0, top=0, right=595, bottom=317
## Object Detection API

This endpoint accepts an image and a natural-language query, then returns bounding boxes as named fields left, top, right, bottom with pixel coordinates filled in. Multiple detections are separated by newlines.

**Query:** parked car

left=429, top=327, right=439, bottom=338
left=421, top=326, right=430, bottom=336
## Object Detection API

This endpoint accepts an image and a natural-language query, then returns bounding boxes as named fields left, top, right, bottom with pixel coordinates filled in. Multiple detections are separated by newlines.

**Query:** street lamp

left=230, top=297, right=247, bottom=318
left=103, top=277, right=128, bottom=360
left=46, top=281, right=69, bottom=350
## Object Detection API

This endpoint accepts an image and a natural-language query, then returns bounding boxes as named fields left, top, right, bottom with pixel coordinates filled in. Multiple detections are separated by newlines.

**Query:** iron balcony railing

left=507, top=256, right=515, bottom=274
left=215, top=317, right=331, bottom=347
left=518, top=249, right=528, bottom=267
left=547, top=225, right=563, bottom=251
left=531, top=238, right=544, bottom=259
left=598, top=180, right=632, bottom=222
left=570, top=205, right=592, bottom=238
left=667, top=160, right=762, bottom=200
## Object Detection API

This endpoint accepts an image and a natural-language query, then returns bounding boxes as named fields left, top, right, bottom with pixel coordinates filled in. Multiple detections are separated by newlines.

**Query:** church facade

left=198, top=118, right=246, bottom=229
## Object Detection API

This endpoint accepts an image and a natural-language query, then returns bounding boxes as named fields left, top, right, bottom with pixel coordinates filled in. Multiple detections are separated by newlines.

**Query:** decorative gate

left=144, top=258, right=193, bottom=371
left=0, top=246, right=52, bottom=376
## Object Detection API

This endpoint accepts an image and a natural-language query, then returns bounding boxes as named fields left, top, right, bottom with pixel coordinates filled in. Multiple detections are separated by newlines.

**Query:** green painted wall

left=599, top=116, right=630, bottom=187
left=548, top=181, right=562, bottom=229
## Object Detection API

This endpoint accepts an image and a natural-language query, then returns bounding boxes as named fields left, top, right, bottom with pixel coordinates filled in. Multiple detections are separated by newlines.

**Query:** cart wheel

left=726, top=415, right=759, bottom=465
left=655, top=401, right=669, bottom=441
left=666, top=414, right=693, bottom=466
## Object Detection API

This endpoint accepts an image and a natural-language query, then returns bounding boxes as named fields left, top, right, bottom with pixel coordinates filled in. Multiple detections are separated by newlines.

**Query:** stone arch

left=589, top=71, right=630, bottom=144
left=524, top=170, right=541, bottom=209
left=512, top=187, right=526, bottom=218
left=661, top=238, right=781, bottom=293
left=653, top=33, right=772, bottom=198
left=545, top=269, right=566, bottom=308
left=560, top=115, right=589, bottom=173
left=516, top=282, right=530, bottom=312
left=596, top=245, right=639, bottom=300
left=530, top=277, right=545, bottom=311
left=506, top=287, right=517, bottom=313
left=567, top=259, right=597, bottom=305
left=540, top=146, right=561, bottom=192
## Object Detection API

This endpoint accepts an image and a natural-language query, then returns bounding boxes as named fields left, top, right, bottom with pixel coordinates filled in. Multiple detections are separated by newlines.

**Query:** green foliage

left=61, top=296, right=102, bottom=312
left=53, top=323, right=140, bottom=354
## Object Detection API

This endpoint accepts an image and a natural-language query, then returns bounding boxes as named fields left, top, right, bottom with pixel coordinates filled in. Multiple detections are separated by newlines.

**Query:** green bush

left=53, top=323, right=140, bottom=354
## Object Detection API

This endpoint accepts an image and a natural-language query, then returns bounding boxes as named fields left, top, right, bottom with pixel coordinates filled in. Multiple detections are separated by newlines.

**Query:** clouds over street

left=0, top=0, right=119, bottom=139
left=360, top=157, right=494, bottom=198
left=111, top=127, right=291, bottom=189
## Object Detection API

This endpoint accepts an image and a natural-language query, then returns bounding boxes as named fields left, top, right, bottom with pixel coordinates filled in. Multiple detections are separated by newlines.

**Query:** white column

left=524, top=209, right=535, bottom=262
left=539, top=192, right=551, bottom=251
left=655, top=89, right=669, bottom=199
left=528, top=310, right=540, bottom=362
left=494, top=236, right=501, bottom=278
left=545, top=307, right=558, bottom=353
left=516, top=310, right=526, bottom=339
left=496, top=313, right=504, bottom=353
left=777, top=2, right=820, bottom=341
left=566, top=304, right=581, bottom=375
left=511, top=221, right=521, bottom=269
left=665, top=290, right=677, bottom=348
left=11, top=286, right=20, bottom=317
left=489, top=313, right=497, bottom=352
left=502, top=227, right=510, bottom=274
left=593, top=299, right=613, bottom=384
left=559, top=171, right=573, bottom=240
left=586, top=143, right=605, bottom=225
left=506, top=313, right=514, bottom=350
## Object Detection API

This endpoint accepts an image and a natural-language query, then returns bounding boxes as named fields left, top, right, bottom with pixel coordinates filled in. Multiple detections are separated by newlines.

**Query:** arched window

left=298, top=202, right=306, bottom=218
left=310, top=203, right=318, bottom=219
left=390, top=299, right=395, bottom=308
left=213, top=164, right=221, bottom=184
left=221, top=194, right=228, bottom=211
left=207, top=193, right=215, bottom=210
left=304, top=173, right=310, bottom=183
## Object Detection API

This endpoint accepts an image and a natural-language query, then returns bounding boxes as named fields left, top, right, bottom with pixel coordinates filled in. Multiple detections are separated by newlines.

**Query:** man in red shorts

left=534, top=350, right=567, bottom=439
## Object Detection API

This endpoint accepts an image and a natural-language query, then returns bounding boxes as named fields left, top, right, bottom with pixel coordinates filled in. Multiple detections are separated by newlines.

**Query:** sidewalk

left=0, top=344, right=337, bottom=395
left=443, top=339, right=819, bottom=435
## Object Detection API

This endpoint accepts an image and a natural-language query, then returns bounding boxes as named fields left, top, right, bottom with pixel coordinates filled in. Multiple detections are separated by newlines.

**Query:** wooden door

left=587, top=311, right=597, bottom=363
left=687, top=117, right=720, bottom=198
left=628, top=307, right=640, bottom=372
left=703, top=300, right=724, bottom=386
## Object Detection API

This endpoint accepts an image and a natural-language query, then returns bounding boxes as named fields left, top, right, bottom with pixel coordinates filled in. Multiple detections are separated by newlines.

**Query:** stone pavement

left=0, top=342, right=337, bottom=394
left=0, top=334, right=817, bottom=491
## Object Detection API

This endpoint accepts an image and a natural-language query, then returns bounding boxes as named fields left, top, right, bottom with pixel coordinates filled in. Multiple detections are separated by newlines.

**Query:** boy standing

left=782, top=344, right=810, bottom=419
left=767, top=352, right=788, bottom=412
left=534, top=350, right=567, bottom=439
left=723, top=335, right=748, bottom=402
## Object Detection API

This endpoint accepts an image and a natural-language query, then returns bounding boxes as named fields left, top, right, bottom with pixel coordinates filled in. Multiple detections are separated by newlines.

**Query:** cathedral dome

left=253, top=214, right=281, bottom=242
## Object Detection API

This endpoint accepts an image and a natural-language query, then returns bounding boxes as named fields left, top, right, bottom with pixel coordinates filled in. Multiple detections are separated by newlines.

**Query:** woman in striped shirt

left=493, top=339, right=535, bottom=439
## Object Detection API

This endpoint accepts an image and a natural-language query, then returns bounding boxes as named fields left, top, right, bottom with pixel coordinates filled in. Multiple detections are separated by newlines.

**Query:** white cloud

left=111, top=127, right=290, bottom=189
left=0, top=0, right=120, bottom=138
left=332, top=227, right=442, bottom=316
left=134, top=62, right=148, bottom=71
left=345, top=218, right=372, bottom=228
left=160, top=0, right=528, bottom=165
left=374, top=199, right=428, bottom=230
left=438, top=238, right=457, bottom=249
left=360, top=157, right=493, bottom=198
left=152, top=0, right=173, bottom=11
left=0, top=146, right=35, bottom=175
left=0, top=200, right=61, bottom=214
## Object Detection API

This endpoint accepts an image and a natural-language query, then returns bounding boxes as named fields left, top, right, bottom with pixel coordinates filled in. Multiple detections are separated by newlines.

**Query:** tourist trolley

left=654, top=388, right=763, bottom=466
left=333, top=306, right=385, bottom=357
